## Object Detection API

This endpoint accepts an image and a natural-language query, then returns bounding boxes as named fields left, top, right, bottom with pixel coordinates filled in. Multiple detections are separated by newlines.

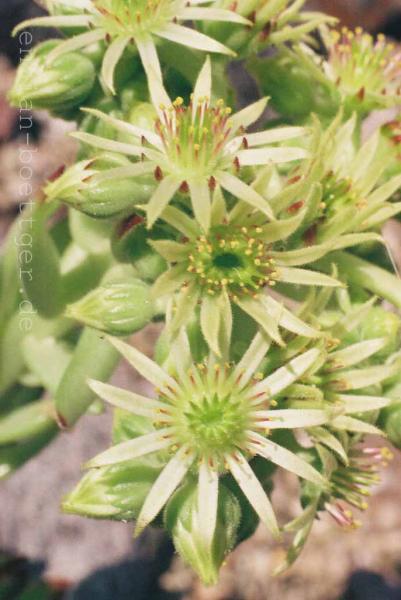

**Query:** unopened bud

left=164, top=481, right=241, bottom=586
left=66, top=279, right=157, bottom=336
left=9, top=40, right=96, bottom=113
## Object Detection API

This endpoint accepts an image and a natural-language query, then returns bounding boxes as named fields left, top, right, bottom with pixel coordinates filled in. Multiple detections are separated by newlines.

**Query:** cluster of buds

left=4, top=0, right=401, bottom=588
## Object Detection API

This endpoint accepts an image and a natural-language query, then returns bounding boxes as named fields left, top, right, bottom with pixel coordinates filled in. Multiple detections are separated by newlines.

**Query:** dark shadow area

left=376, top=11, right=401, bottom=40
left=341, top=570, right=401, bottom=600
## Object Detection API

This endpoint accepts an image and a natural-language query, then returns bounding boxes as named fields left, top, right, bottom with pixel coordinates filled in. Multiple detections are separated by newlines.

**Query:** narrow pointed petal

left=106, top=336, right=178, bottom=393
left=136, top=35, right=162, bottom=81
left=150, top=239, right=189, bottom=262
left=189, top=179, right=211, bottom=231
left=237, top=147, right=309, bottom=166
left=262, top=296, right=320, bottom=338
left=192, top=56, right=212, bottom=122
left=219, top=288, right=232, bottom=360
left=216, top=171, right=274, bottom=220
left=135, top=447, right=194, bottom=535
left=326, top=363, right=399, bottom=391
left=238, top=126, right=306, bottom=147
left=200, top=294, right=222, bottom=356
left=310, top=427, right=348, bottom=464
left=46, top=30, right=104, bottom=63
left=13, top=14, right=92, bottom=36
left=253, top=348, right=320, bottom=397
left=101, top=36, right=130, bottom=94
left=226, top=452, right=280, bottom=538
left=71, top=131, right=144, bottom=156
left=253, top=409, right=329, bottom=429
left=211, top=186, right=227, bottom=226
left=180, top=7, right=250, bottom=24
left=146, top=176, right=180, bottom=228
left=91, top=163, right=155, bottom=183
left=85, top=428, right=175, bottom=468
left=157, top=23, right=235, bottom=56
left=198, top=461, right=219, bottom=547
left=277, top=267, right=342, bottom=287
left=82, top=108, right=161, bottom=148
left=88, top=379, right=169, bottom=418
left=336, top=394, right=390, bottom=413
left=233, top=332, right=271, bottom=388
left=326, top=339, right=387, bottom=371
left=331, top=416, right=383, bottom=435
left=248, top=432, right=326, bottom=486
left=235, top=296, right=284, bottom=346
left=229, top=98, right=268, bottom=132
left=161, top=206, right=200, bottom=238
left=151, top=264, right=189, bottom=298
left=170, top=282, right=200, bottom=333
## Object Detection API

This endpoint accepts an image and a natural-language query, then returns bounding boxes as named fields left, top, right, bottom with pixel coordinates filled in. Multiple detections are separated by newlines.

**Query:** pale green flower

left=150, top=188, right=344, bottom=355
left=212, top=0, right=334, bottom=52
left=70, top=58, right=309, bottom=230
left=85, top=333, right=329, bottom=542
left=14, top=0, right=250, bottom=93
left=277, top=440, right=393, bottom=573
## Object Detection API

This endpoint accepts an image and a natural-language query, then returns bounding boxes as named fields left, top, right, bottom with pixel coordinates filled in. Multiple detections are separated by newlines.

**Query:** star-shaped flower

left=14, top=0, right=250, bottom=93
left=69, top=57, right=310, bottom=230
left=83, top=332, right=329, bottom=546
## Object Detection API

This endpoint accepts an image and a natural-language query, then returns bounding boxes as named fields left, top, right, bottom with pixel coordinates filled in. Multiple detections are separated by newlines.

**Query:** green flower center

left=164, top=365, right=257, bottom=460
left=186, top=225, right=277, bottom=298
left=155, top=97, right=233, bottom=179
left=93, top=0, right=176, bottom=36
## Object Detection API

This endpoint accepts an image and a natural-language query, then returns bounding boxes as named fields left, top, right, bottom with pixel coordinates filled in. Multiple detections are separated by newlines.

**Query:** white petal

left=252, top=348, right=320, bottom=398
left=135, top=446, right=194, bottom=535
left=180, top=7, right=250, bottom=24
left=85, top=428, right=175, bottom=468
left=252, top=409, right=329, bottom=429
left=216, top=171, right=274, bottom=220
left=161, top=205, right=200, bottom=237
left=229, top=98, right=268, bottom=132
left=248, top=433, right=326, bottom=486
left=227, top=452, right=280, bottom=538
left=200, top=294, right=222, bottom=356
left=136, top=34, right=163, bottom=81
left=192, top=56, right=212, bottom=122
left=70, top=132, right=144, bottom=156
left=198, top=460, right=219, bottom=547
left=101, top=36, right=130, bottom=95
left=237, top=147, right=309, bottom=166
left=157, top=23, right=235, bottom=56
left=88, top=379, right=170, bottom=418
left=46, top=30, right=104, bottom=63
left=106, top=336, right=178, bottom=396
left=189, top=178, right=211, bottom=231
left=146, top=176, right=180, bottom=228
left=12, top=14, right=92, bottom=36
left=233, top=332, right=271, bottom=388
left=82, top=108, right=162, bottom=148
left=277, top=267, right=342, bottom=287
left=237, top=126, right=306, bottom=148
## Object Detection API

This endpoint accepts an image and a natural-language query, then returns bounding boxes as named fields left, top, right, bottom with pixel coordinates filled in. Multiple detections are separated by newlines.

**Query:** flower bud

left=164, top=481, right=241, bottom=585
left=128, top=102, right=158, bottom=130
left=63, top=461, right=161, bottom=520
left=111, top=215, right=166, bottom=281
left=66, top=279, right=157, bottom=336
left=45, top=153, right=155, bottom=218
left=8, top=40, right=96, bottom=113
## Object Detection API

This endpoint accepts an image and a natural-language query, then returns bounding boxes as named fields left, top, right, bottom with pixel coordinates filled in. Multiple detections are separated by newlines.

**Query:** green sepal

left=380, top=402, right=401, bottom=449
left=63, top=460, right=162, bottom=520
left=0, top=399, right=55, bottom=445
left=8, top=40, right=96, bottom=113
left=164, top=480, right=242, bottom=586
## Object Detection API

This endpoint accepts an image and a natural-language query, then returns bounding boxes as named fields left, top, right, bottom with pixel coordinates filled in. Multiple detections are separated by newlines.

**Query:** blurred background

left=1, top=1, right=401, bottom=599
